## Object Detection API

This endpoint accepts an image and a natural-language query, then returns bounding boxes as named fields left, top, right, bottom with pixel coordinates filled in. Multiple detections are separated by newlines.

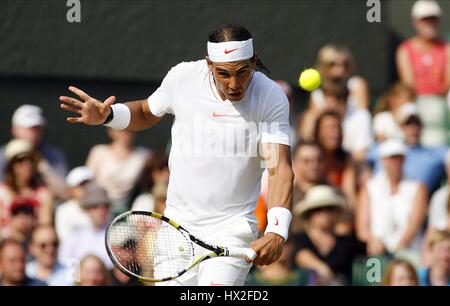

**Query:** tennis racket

left=105, top=210, right=257, bottom=282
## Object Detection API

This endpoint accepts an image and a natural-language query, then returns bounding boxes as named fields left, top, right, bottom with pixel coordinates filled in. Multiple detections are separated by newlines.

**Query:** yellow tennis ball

left=299, top=68, right=321, bottom=91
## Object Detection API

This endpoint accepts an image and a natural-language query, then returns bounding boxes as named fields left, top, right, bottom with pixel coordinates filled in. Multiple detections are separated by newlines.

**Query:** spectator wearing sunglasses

left=26, top=225, right=72, bottom=286
left=367, top=103, right=448, bottom=196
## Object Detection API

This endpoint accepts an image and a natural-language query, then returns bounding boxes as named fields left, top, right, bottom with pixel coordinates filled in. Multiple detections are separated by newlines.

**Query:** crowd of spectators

left=0, top=0, right=449, bottom=286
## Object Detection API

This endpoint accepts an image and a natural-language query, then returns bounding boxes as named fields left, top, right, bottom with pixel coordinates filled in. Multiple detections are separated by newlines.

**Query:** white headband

left=207, top=38, right=254, bottom=63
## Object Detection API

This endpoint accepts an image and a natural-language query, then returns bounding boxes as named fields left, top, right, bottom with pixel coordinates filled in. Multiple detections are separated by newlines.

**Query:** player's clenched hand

left=59, top=86, right=116, bottom=125
left=248, top=232, right=284, bottom=266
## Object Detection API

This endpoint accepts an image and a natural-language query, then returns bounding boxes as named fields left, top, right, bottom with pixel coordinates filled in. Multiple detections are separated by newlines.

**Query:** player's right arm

left=59, top=86, right=162, bottom=131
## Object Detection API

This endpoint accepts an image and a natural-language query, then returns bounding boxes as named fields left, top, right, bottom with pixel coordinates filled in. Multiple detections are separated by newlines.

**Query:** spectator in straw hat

left=293, top=185, right=365, bottom=285
left=0, top=139, right=53, bottom=237
left=0, top=105, right=68, bottom=200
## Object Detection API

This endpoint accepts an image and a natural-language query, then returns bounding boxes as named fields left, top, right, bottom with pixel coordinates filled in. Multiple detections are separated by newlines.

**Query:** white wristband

left=264, top=207, right=292, bottom=241
left=103, top=104, right=131, bottom=130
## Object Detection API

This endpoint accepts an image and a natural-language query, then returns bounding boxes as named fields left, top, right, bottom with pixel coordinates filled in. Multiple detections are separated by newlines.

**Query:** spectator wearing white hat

left=0, top=139, right=53, bottom=237
left=58, top=182, right=113, bottom=269
left=293, top=185, right=365, bottom=285
left=0, top=105, right=69, bottom=200
left=367, top=102, right=448, bottom=195
left=54, top=166, right=93, bottom=244
left=357, top=139, right=428, bottom=256
left=396, top=0, right=450, bottom=146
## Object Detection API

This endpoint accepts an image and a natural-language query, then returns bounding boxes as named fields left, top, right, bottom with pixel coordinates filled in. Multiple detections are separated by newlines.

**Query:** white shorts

left=155, top=216, right=259, bottom=286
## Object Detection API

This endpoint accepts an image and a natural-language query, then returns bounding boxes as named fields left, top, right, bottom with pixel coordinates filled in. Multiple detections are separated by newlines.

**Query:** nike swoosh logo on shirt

left=224, top=48, right=239, bottom=54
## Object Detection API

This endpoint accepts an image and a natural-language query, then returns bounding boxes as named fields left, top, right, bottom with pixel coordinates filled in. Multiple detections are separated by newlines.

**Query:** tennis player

left=59, top=24, right=294, bottom=286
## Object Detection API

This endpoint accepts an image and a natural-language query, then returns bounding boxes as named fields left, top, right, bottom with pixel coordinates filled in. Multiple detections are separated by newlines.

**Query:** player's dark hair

left=208, top=24, right=270, bottom=74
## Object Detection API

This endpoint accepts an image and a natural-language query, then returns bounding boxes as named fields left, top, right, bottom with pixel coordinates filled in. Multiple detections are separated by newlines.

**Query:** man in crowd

left=0, top=238, right=46, bottom=286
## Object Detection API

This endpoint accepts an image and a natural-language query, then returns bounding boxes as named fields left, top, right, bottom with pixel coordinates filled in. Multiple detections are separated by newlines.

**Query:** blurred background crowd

left=0, top=0, right=449, bottom=286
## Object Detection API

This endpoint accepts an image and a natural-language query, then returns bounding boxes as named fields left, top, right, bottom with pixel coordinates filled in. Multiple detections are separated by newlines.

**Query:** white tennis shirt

left=148, top=59, right=290, bottom=233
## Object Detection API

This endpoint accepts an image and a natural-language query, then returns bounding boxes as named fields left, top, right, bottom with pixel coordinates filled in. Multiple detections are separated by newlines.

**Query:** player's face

left=208, top=59, right=255, bottom=102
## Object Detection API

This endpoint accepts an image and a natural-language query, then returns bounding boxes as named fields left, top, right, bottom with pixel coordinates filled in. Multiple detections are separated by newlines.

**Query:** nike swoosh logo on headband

left=224, top=48, right=239, bottom=54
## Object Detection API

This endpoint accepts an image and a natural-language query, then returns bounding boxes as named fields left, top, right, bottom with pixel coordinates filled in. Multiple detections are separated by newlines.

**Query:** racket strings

left=107, top=213, right=193, bottom=281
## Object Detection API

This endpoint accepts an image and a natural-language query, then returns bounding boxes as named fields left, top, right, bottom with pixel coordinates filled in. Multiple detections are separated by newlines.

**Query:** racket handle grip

left=227, top=247, right=257, bottom=260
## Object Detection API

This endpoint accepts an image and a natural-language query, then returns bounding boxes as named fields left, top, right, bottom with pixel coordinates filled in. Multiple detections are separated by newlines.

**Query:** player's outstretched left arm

left=59, top=86, right=162, bottom=131
left=250, top=143, right=293, bottom=266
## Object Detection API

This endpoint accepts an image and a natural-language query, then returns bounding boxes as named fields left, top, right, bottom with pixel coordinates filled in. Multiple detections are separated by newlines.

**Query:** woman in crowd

left=76, top=254, right=111, bottom=286
left=0, top=139, right=53, bottom=237
left=312, top=111, right=357, bottom=211
left=383, top=258, right=419, bottom=286
left=396, top=0, right=450, bottom=146
left=86, top=128, right=150, bottom=213
left=357, top=139, right=428, bottom=257
left=293, top=185, right=365, bottom=285
left=300, top=79, right=372, bottom=162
